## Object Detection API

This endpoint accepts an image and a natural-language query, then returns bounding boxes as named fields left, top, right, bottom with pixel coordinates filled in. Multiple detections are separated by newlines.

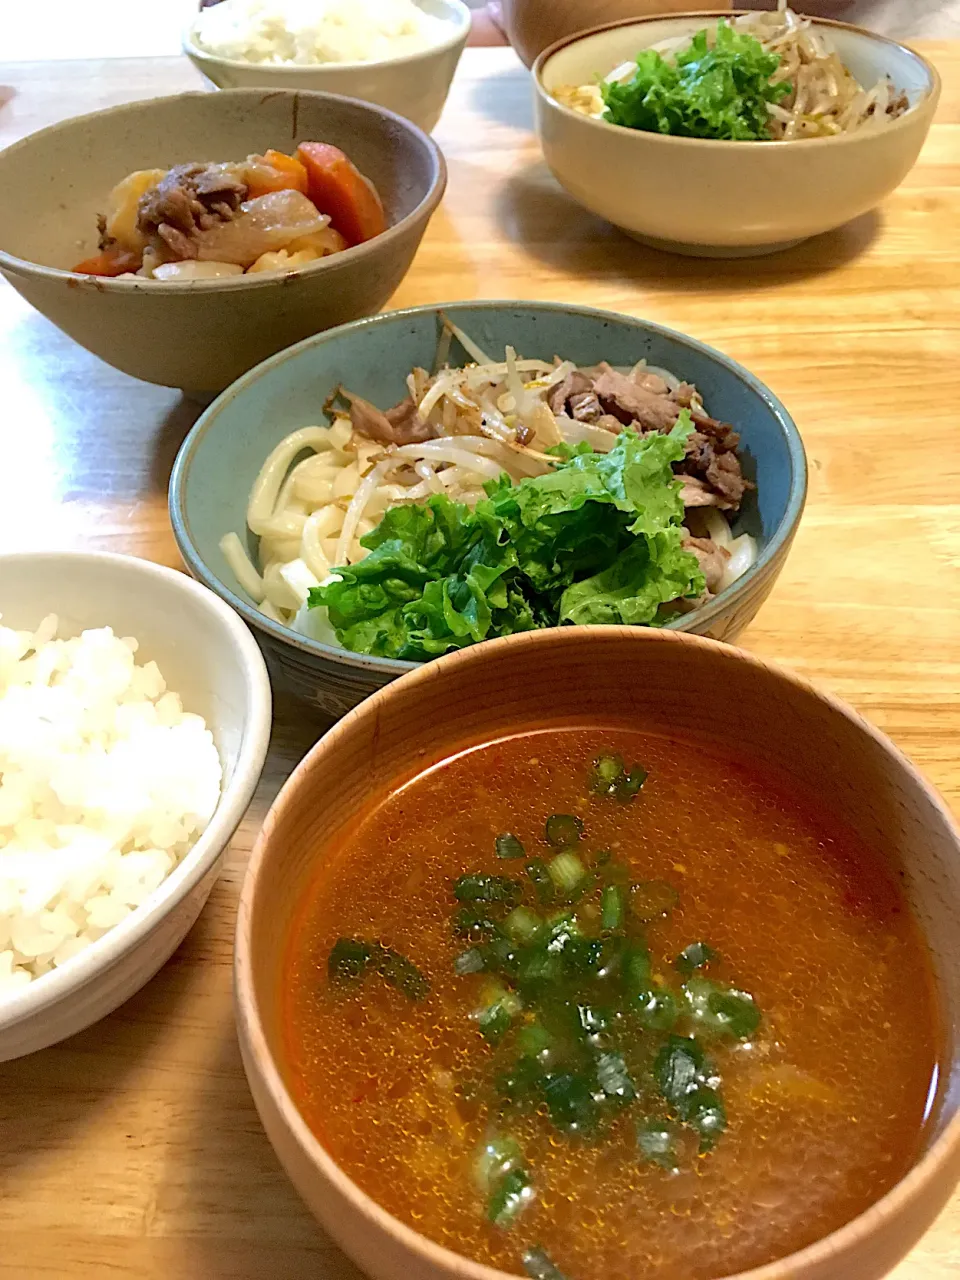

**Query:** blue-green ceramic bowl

left=170, top=302, right=807, bottom=717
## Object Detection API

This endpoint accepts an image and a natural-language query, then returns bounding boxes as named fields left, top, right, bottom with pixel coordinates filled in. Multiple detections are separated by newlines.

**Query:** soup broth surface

left=283, top=728, right=938, bottom=1280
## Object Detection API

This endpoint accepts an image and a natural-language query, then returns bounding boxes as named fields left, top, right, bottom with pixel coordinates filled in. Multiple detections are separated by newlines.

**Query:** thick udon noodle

left=558, top=1, right=910, bottom=141
left=221, top=331, right=757, bottom=644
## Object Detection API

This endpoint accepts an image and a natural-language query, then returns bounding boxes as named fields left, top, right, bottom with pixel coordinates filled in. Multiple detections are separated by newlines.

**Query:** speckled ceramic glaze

left=184, top=0, right=471, bottom=134
left=170, top=301, right=806, bottom=717
left=0, top=90, right=445, bottom=391
left=535, top=13, right=940, bottom=256
left=0, top=552, right=272, bottom=1062
left=235, top=626, right=960, bottom=1280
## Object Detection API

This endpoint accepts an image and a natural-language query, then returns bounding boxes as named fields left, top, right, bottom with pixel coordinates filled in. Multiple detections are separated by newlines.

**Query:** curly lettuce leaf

left=559, top=527, right=705, bottom=626
left=308, top=417, right=705, bottom=659
left=601, top=21, right=790, bottom=142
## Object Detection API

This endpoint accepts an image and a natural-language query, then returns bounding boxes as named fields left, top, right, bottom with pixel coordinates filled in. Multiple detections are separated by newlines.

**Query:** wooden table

left=0, top=45, right=958, bottom=1279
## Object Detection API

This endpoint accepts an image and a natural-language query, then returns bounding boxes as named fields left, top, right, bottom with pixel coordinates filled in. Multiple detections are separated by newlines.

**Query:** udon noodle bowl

left=221, top=318, right=758, bottom=654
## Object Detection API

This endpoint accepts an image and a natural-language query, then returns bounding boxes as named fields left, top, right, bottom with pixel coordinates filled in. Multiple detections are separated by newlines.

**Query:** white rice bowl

left=0, top=615, right=223, bottom=994
left=193, top=0, right=449, bottom=67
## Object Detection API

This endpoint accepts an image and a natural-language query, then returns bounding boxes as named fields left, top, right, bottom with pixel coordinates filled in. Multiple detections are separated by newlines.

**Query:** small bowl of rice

left=184, top=0, right=472, bottom=134
left=0, top=551, right=272, bottom=1062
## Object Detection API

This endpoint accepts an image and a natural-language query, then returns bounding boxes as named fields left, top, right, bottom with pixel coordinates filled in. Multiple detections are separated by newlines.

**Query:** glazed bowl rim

left=169, top=298, right=808, bottom=678
left=234, top=623, right=960, bottom=1280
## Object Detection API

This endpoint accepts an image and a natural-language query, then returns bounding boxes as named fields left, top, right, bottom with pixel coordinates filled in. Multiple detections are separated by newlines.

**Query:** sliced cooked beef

left=547, top=370, right=595, bottom=416
left=343, top=391, right=435, bottom=446
left=677, top=428, right=750, bottom=508
left=678, top=474, right=734, bottom=509
left=568, top=390, right=602, bottom=423
left=683, top=536, right=730, bottom=595
left=635, top=370, right=669, bottom=396
left=591, top=364, right=681, bottom=433
left=672, top=381, right=696, bottom=409
left=137, top=163, right=248, bottom=260
left=596, top=414, right=623, bottom=436
left=704, top=450, right=750, bottom=507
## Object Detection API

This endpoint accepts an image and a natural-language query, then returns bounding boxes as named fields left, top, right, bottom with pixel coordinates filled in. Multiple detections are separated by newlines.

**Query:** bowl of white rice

left=0, top=551, right=272, bottom=1061
left=184, top=0, right=472, bottom=133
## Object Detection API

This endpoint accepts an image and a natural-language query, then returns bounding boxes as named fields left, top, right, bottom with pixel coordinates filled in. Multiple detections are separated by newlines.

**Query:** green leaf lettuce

left=309, top=414, right=705, bottom=660
left=601, top=21, right=791, bottom=142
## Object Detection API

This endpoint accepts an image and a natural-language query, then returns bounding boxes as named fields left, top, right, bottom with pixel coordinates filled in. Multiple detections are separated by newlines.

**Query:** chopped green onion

left=543, top=1070, right=599, bottom=1135
left=328, top=939, right=429, bottom=1000
left=523, top=1247, right=569, bottom=1280
left=516, top=1021, right=553, bottom=1060
left=328, top=937, right=372, bottom=981
left=453, top=905, right=502, bottom=938
left=547, top=851, right=586, bottom=894
left=654, top=1034, right=727, bottom=1151
left=630, top=879, right=680, bottom=923
left=496, top=832, right=526, bottom=860
left=615, top=765, right=648, bottom=802
left=497, top=1055, right=543, bottom=1105
left=682, top=976, right=761, bottom=1040
left=635, top=986, right=678, bottom=1031
left=600, top=884, right=623, bottom=931
left=487, top=1166, right=534, bottom=1229
left=476, top=985, right=523, bottom=1044
left=373, top=945, right=431, bottom=1001
left=517, top=947, right=563, bottom=993
left=524, top=858, right=556, bottom=906
left=544, top=814, right=584, bottom=848
left=596, top=1050, right=636, bottom=1102
left=575, top=1004, right=609, bottom=1039
left=454, top=874, right=521, bottom=905
left=588, top=754, right=647, bottom=802
left=637, top=1119, right=683, bottom=1173
left=483, top=935, right=522, bottom=979
left=589, top=753, right=625, bottom=795
left=675, top=941, right=719, bottom=976
left=474, top=1132, right=521, bottom=1192
left=622, top=943, right=652, bottom=995
left=503, top=906, right=543, bottom=945
left=454, top=947, right=486, bottom=976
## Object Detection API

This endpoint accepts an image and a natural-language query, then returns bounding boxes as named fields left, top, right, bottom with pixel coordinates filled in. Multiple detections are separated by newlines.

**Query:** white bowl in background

left=184, top=0, right=472, bottom=133
left=0, top=551, right=272, bottom=1062
left=534, top=12, right=940, bottom=257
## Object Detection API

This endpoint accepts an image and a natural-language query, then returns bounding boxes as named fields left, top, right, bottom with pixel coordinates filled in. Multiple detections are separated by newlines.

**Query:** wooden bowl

left=235, top=626, right=960, bottom=1280
left=534, top=13, right=940, bottom=256
left=0, top=89, right=445, bottom=392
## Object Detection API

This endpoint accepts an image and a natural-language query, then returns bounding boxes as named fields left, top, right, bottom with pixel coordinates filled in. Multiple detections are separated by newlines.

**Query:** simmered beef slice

left=683, top=536, right=730, bottom=595
left=547, top=370, right=595, bottom=416
left=137, top=163, right=247, bottom=259
left=592, top=365, right=681, bottom=432
left=343, top=390, right=434, bottom=445
left=678, top=427, right=751, bottom=508
left=678, top=474, right=734, bottom=509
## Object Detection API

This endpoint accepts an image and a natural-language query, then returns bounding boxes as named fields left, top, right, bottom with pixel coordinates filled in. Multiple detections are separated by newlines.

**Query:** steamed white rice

left=193, top=0, right=448, bottom=67
left=0, top=616, right=223, bottom=995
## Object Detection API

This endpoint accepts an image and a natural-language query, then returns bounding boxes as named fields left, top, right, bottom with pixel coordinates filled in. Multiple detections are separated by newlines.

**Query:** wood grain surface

left=0, top=46, right=957, bottom=1279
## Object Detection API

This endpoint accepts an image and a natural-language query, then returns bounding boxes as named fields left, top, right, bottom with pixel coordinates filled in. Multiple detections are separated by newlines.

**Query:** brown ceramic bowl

left=0, top=88, right=445, bottom=392
left=235, top=626, right=960, bottom=1280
